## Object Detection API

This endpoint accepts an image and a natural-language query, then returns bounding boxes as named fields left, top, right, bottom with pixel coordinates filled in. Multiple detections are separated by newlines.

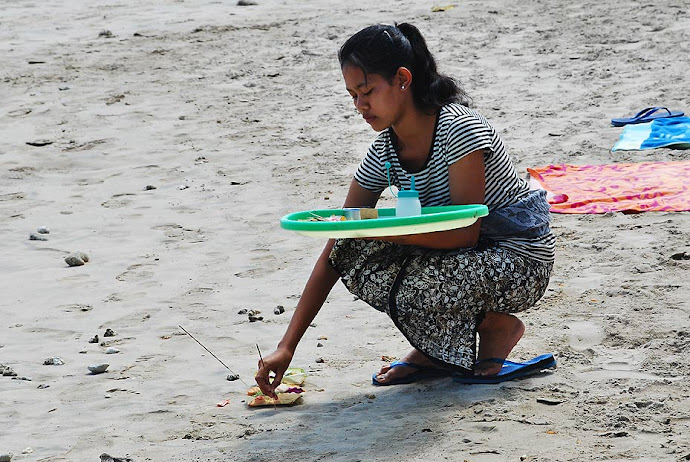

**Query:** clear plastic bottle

left=396, top=176, right=422, bottom=217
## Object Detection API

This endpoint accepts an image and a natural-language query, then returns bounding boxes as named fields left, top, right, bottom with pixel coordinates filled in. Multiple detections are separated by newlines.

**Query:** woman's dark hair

left=338, top=23, right=470, bottom=112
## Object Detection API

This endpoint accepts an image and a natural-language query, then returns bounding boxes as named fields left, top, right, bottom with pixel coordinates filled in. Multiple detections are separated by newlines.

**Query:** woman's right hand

left=255, top=347, right=293, bottom=399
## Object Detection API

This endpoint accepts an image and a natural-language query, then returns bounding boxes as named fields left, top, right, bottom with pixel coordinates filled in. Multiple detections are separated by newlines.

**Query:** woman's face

left=342, top=65, right=402, bottom=132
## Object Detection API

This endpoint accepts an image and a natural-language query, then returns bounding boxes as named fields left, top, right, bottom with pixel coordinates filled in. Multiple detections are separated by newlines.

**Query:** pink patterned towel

left=527, top=161, right=690, bottom=214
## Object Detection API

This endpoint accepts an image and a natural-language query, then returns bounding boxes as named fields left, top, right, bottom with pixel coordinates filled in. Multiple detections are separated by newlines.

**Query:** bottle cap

left=398, top=190, right=419, bottom=198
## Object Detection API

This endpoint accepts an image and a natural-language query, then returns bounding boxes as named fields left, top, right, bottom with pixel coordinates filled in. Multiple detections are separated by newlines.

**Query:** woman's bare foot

left=374, top=348, right=441, bottom=384
left=475, top=312, right=525, bottom=376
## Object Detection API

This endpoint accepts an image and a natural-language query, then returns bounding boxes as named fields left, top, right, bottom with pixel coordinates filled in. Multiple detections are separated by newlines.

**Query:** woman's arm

left=375, top=149, right=486, bottom=249
left=255, top=179, right=380, bottom=397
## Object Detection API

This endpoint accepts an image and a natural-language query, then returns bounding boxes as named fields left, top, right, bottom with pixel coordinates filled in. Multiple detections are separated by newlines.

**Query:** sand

left=1, top=0, right=689, bottom=460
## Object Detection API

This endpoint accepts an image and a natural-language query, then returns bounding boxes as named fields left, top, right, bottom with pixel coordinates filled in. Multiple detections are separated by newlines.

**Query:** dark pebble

left=26, top=140, right=53, bottom=147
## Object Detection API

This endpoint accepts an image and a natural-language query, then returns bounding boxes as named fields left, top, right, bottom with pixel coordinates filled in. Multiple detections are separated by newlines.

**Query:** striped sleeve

left=354, top=138, right=389, bottom=193
left=445, top=115, right=493, bottom=165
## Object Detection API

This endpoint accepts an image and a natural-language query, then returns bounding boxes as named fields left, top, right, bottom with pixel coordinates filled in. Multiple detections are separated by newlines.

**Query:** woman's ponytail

left=396, top=23, right=470, bottom=110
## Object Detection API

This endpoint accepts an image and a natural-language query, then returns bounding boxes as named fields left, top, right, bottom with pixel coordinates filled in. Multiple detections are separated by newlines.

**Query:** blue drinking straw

left=385, top=162, right=416, bottom=196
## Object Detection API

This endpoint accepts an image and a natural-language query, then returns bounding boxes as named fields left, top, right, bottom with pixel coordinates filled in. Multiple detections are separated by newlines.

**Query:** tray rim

left=280, top=204, right=488, bottom=233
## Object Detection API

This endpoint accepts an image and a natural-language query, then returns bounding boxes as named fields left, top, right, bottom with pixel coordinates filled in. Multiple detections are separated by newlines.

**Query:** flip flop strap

left=389, top=360, right=424, bottom=370
left=633, top=107, right=670, bottom=120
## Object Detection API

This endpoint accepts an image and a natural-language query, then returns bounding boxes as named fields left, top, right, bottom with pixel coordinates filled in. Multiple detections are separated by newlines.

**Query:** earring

left=401, top=85, right=405, bottom=90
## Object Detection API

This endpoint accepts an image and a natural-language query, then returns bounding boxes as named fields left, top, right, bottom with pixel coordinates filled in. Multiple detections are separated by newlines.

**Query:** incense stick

left=256, top=344, right=277, bottom=409
left=308, top=211, right=327, bottom=221
left=178, top=325, right=250, bottom=387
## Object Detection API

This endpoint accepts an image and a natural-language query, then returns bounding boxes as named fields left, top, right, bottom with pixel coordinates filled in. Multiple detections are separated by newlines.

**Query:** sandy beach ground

left=1, top=0, right=689, bottom=460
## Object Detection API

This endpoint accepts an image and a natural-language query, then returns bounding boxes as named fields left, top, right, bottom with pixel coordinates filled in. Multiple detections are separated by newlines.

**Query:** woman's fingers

left=255, top=362, right=278, bottom=398
left=253, top=348, right=293, bottom=399
left=271, top=369, right=285, bottom=390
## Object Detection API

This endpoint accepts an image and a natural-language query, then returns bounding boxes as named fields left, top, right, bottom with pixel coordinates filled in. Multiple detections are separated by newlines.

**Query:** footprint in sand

left=115, top=263, right=155, bottom=282
left=233, top=248, right=278, bottom=278
left=101, top=193, right=136, bottom=209
left=152, top=224, right=206, bottom=245
left=566, top=321, right=605, bottom=352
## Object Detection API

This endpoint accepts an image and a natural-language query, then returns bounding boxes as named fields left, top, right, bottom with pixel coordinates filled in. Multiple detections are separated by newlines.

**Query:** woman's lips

left=364, top=115, right=376, bottom=123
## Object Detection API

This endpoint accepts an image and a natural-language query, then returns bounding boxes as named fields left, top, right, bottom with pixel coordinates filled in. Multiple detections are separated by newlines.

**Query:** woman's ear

left=396, top=67, right=412, bottom=90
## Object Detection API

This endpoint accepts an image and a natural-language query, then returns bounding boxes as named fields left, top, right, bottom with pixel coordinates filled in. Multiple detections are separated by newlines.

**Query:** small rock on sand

left=227, top=373, right=240, bottom=381
left=100, top=453, right=133, bottom=462
left=0, top=454, right=12, bottom=462
left=26, top=139, right=53, bottom=147
left=65, top=251, right=90, bottom=266
left=88, top=364, right=109, bottom=374
left=2, top=366, right=17, bottom=377
left=36, top=226, right=50, bottom=234
left=43, top=357, right=65, bottom=366
left=89, top=335, right=99, bottom=343
left=103, top=328, right=116, bottom=337
left=29, top=233, right=48, bottom=241
left=65, top=255, right=84, bottom=266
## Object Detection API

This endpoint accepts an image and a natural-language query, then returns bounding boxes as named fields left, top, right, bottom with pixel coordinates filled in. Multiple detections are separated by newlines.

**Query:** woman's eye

left=350, top=89, right=372, bottom=101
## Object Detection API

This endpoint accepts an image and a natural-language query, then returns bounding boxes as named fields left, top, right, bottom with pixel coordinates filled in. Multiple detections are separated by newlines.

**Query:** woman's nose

left=354, top=96, right=367, bottom=112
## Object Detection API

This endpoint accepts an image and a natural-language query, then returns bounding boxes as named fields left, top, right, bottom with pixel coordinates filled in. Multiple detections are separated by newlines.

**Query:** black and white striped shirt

left=354, top=103, right=555, bottom=263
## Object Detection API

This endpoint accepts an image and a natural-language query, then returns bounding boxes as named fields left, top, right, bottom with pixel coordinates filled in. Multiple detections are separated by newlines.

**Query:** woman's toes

left=376, top=364, right=413, bottom=382
left=474, top=363, right=502, bottom=376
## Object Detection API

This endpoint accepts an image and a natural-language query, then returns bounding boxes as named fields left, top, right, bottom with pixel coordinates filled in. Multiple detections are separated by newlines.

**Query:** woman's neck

left=391, top=109, right=438, bottom=172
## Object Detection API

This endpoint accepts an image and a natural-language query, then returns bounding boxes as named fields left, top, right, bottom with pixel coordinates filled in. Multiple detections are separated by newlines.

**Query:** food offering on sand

left=280, top=367, right=308, bottom=385
left=247, top=367, right=307, bottom=407
left=247, top=383, right=305, bottom=407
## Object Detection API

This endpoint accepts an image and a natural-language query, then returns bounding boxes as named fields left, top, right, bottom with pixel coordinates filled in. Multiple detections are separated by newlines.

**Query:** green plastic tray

left=280, top=205, right=488, bottom=238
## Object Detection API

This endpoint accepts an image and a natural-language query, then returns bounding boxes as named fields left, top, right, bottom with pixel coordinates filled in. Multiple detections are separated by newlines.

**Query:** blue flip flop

left=611, top=107, right=684, bottom=127
left=372, top=360, right=451, bottom=386
left=453, top=353, right=557, bottom=385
